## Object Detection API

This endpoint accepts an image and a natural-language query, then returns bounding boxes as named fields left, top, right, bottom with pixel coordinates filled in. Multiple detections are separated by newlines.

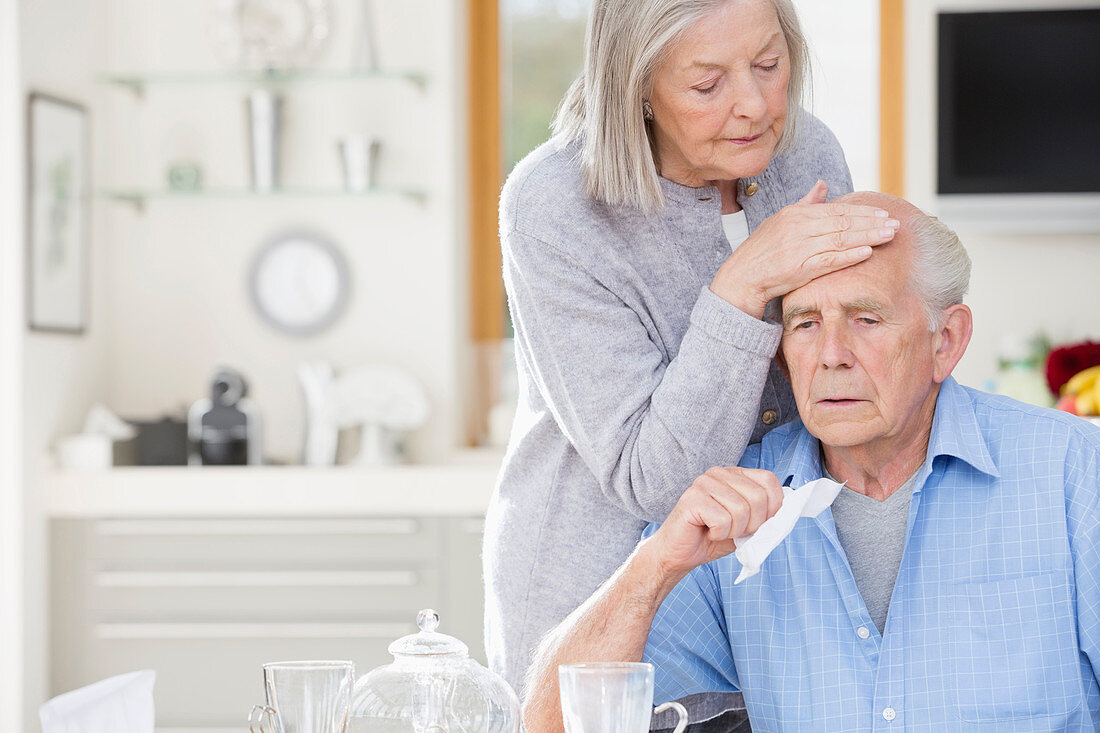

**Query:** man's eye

left=795, top=321, right=815, bottom=329
left=857, top=317, right=879, bottom=325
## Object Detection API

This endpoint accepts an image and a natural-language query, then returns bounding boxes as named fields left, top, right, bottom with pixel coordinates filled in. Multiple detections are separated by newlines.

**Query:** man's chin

left=803, top=411, right=880, bottom=449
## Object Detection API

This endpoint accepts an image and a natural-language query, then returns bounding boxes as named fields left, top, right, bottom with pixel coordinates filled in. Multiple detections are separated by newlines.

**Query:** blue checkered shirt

left=643, top=377, right=1100, bottom=731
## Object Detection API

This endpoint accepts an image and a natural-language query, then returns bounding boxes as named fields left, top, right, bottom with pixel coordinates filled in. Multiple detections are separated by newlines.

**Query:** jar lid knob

left=388, top=609, right=467, bottom=657
left=417, top=609, right=440, bottom=633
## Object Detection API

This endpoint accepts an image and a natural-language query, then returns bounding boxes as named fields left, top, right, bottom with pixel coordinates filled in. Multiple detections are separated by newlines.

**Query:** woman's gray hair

left=908, top=212, right=971, bottom=331
left=551, top=0, right=810, bottom=212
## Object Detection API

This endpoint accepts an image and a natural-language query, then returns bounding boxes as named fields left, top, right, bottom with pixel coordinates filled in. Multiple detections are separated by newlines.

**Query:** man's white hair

left=908, top=211, right=971, bottom=331
left=551, top=0, right=810, bottom=213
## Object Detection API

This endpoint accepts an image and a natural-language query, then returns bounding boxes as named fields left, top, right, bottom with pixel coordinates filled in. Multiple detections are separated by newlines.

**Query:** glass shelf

left=100, top=68, right=428, bottom=96
left=99, top=186, right=427, bottom=209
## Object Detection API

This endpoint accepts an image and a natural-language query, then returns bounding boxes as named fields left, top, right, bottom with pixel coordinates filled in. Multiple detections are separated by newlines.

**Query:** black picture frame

left=26, top=91, right=90, bottom=334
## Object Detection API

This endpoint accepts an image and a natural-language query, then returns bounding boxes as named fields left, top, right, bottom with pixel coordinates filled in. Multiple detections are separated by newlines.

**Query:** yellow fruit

left=1062, top=365, right=1100, bottom=396
left=1076, top=388, right=1100, bottom=416
left=1086, top=383, right=1100, bottom=416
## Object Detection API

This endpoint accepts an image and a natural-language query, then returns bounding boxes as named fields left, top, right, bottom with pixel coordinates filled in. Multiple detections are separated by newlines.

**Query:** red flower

left=1046, top=341, right=1100, bottom=395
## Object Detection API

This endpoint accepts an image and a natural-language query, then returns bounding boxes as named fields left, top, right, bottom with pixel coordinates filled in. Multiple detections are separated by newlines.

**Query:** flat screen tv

left=937, top=8, right=1100, bottom=202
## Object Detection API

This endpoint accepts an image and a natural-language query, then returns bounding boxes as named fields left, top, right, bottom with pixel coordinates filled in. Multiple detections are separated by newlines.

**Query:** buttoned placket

left=868, top=462, right=936, bottom=731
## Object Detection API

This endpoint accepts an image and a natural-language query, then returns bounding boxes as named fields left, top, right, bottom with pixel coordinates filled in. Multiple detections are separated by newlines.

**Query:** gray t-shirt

left=826, top=469, right=919, bottom=635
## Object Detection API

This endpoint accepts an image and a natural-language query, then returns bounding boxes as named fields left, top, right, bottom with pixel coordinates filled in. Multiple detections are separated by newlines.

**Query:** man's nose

left=819, top=324, right=855, bottom=369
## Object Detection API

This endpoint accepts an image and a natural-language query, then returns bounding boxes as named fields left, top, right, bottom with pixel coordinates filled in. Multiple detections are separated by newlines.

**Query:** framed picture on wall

left=26, top=92, right=89, bottom=334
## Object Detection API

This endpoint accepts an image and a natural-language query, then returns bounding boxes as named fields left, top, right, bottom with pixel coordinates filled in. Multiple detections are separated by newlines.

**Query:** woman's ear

left=931, top=304, right=973, bottom=384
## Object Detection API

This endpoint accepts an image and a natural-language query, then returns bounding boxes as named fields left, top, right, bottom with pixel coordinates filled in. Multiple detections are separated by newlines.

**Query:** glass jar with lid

left=348, top=609, right=520, bottom=732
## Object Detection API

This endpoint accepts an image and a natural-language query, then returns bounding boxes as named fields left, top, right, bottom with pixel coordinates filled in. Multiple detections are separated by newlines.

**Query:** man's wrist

left=632, top=535, right=693, bottom=609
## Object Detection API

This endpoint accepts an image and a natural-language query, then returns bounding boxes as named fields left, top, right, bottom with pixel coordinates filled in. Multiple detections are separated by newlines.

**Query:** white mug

left=559, top=662, right=688, bottom=733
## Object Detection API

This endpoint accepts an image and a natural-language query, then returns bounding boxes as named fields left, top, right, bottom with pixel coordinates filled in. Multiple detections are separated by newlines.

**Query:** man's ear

left=931, top=304, right=972, bottom=383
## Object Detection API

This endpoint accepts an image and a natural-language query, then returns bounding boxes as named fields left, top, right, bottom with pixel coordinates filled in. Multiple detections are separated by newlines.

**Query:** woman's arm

left=505, top=228, right=782, bottom=521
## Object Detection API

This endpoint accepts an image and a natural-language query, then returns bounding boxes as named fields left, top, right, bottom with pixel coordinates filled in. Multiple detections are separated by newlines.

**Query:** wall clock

left=248, top=230, right=350, bottom=336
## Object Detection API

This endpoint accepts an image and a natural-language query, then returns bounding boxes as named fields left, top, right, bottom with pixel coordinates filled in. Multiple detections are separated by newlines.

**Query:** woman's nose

left=729, top=71, right=768, bottom=120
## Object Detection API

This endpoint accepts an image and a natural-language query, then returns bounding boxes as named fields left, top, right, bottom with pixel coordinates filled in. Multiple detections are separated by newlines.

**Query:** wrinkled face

left=780, top=237, right=941, bottom=450
left=648, top=0, right=790, bottom=187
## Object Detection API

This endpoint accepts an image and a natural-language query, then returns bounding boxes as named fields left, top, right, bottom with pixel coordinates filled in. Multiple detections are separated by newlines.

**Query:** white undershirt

left=721, top=210, right=750, bottom=249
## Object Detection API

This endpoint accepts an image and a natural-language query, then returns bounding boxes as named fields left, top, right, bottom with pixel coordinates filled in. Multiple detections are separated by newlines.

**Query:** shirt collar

left=773, top=376, right=1000, bottom=487
left=925, top=376, right=1000, bottom=478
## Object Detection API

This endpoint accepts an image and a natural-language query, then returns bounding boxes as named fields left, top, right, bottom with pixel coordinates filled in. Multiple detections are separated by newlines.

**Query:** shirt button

left=882, top=707, right=896, bottom=721
left=761, top=409, right=778, bottom=425
left=745, top=182, right=759, bottom=196
left=857, top=626, right=870, bottom=639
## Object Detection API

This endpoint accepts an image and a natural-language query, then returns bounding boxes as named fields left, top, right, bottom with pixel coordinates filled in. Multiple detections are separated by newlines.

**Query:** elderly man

left=523, top=192, right=1100, bottom=732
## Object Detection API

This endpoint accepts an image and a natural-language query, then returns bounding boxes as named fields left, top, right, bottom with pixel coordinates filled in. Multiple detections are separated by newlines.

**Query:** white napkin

left=733, top=477, right=844, bottom=584
left=39, top=670, right=155, bottom=733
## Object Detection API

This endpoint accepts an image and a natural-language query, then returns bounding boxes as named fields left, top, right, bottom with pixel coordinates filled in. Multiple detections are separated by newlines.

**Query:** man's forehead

left=782, top=271, right=895, bottom=320
left=784, top=242, right=904, bottom=309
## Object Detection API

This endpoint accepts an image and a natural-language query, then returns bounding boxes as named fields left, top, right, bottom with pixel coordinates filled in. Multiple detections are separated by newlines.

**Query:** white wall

left=16, top=0, right=471, bottom=726
left=99, top=0, right=469, bottom=465
left=904, top=0, right=1100, bottom=388
left=795, top=0, right=880, bottom=191
left=1, top=1, right=26, bottom=729
left=19, top=0, right=113, bottom=725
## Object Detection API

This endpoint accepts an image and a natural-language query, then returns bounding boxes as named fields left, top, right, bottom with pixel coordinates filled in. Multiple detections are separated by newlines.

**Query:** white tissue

left=733, top=477, right=844, bottom=584
left=39, top=669, right=155, bottom=733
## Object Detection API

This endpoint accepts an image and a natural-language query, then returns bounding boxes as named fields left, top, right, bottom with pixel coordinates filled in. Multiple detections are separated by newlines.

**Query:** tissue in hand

left=733, top=477, right=844, bottom=584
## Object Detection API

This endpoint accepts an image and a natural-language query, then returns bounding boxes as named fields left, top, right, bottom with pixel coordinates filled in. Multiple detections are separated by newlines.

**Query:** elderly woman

left=483, top=0, right=899, bottom=693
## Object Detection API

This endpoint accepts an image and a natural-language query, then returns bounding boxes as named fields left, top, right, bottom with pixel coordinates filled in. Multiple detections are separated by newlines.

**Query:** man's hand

left=647, top=467, right=785, bottom=578
left=523, top=467, right=784, bottom=733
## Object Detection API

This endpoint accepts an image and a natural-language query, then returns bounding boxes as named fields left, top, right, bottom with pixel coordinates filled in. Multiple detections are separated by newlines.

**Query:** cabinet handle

left=95, top=518, right=420, bottom=536
left=95, top=570, right=418, bottom=588
left=95, top=622, right=414, bottom=640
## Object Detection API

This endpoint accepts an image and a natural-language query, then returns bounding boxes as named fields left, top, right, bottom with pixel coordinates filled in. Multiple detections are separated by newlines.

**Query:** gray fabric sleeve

left=504, top=230, right=782, bottom=522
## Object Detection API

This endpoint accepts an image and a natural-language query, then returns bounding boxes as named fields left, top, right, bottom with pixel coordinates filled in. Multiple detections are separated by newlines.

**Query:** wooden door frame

left=468, top=0, right=505, bottom=343
left=880, top=0, right=904, bottom=196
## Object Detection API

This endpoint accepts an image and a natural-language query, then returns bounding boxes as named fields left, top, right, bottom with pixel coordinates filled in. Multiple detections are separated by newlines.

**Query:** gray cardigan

left=483, top=114, right=852, bottom=694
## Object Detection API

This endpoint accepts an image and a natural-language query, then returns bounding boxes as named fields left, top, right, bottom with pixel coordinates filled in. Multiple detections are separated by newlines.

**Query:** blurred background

left=1, top=0, right=1097, bottom=730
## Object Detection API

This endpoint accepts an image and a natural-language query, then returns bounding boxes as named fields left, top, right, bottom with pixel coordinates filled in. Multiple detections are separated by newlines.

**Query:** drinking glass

left=558, top=662, right=687, bottom=733
left=249, top=660, right=354, bottom=733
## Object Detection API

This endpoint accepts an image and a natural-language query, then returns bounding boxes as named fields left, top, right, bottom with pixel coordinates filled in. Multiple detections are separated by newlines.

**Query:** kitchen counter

left=42, top=448, right=504, bottom=517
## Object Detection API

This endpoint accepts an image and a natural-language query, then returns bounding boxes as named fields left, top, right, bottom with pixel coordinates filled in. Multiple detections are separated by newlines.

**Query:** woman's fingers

left=816, top=224, right=898, bottom=251
left=796, top=179, right=829, bottom=206
left=803, top=246, right=874, bottom=275
left=807, top=214, right=899, bottom=241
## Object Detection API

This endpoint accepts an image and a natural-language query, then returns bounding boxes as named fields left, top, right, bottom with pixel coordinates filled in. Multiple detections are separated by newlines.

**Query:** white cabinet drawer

left=51, top=515, right=485, bottom=730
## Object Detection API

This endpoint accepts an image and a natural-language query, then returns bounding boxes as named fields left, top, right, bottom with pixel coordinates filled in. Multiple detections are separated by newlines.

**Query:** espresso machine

left=188, top=367, right=263, bottom=465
